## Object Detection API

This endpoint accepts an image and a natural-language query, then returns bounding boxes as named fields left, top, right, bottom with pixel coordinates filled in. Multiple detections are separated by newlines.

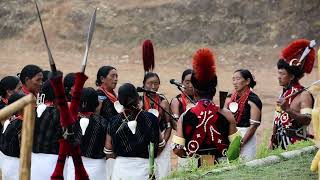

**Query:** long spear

left=80, top=8, right=97, bottom=73
left=34, top=0, right=56, bottom=72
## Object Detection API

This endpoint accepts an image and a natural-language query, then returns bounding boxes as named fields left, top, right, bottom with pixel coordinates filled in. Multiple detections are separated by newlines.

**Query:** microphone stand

left=145, top=93, right=178, bottom=121
left=177, top=86, right=196, bottom=105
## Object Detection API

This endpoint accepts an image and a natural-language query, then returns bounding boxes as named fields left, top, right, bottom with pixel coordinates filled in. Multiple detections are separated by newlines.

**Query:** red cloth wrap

left=69, top=72, right=88, bottom=120
left=50, top=74, right=89, bottom=180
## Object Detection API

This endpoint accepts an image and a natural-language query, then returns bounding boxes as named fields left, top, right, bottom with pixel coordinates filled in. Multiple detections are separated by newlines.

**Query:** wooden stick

left=0, top=94, right=35, bottom=123
left=19, top=103, right=36, bottom=180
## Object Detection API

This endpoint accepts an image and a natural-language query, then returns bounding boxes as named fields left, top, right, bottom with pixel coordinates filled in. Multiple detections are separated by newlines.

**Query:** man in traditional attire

left=173, top=48, right=242, bottom=165
left=105, top=83, right=163, bottom=180
left=271, top=39, right=315, bottom=150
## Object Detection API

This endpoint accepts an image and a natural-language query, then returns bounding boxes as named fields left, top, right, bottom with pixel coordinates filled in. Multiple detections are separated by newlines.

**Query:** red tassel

left=50, top=139, right=71, bottom=180
left=71, top=145, right=89, bottom=180
left=142, top=39, right=155, bottom=73
left=192, top=48, right=216, bottom=84
left=50, top=73, right=89, bottom=179
left=69, top=72, right=88, bottom=120
left=50, top=76, right=75, bottom=127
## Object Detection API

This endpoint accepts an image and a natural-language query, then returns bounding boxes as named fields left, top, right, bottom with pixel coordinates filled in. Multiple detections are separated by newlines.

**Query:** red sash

left=97, top=86, right=117, bottom=103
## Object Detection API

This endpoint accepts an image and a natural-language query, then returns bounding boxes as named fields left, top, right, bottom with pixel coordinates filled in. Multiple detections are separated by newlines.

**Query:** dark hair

left=42, top=70, right=50, bottom=82
left=118, top=83, right=139, bottom=109
left=277, top=59, right=304, bottom=80
left=8, top=93, right=25, bottom=105
left=96, top=66, right=116, bottom=86
left=0, top=76, right=20, bottom=97
left=234, top=69, right=257, bottom=88
left=40, top=80, right=55, bottom=101
left=181, top=69, right=193, bottom=82
left=143, top=72, right=160, bottom=87
left=20, top=64, right=43, bottom=84
left=64, top=73, right=75, bottom=102
left=80, top=87, right=99, bottom=112
left=191, top=73, right=217, bottom=92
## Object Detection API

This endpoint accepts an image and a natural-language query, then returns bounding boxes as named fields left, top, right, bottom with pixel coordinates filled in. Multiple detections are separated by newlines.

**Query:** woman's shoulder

left=249, top=91, right=262, bottom=109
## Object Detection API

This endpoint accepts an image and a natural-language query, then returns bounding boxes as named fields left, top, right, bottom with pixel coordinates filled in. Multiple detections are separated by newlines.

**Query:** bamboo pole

left=19, top=103, right=36, bottom=180
left=0, top=94, right=35, bottom=123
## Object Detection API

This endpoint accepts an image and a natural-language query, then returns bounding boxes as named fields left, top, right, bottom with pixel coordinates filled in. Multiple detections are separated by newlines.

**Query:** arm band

left=301, top=108, right=312, bottom=115
left=250, top=119, right=261, bottom=126
left=172, top=135, right=185, bottom=146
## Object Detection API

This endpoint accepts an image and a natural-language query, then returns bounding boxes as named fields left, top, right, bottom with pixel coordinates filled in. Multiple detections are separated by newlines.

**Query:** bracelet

left=159, top=139, right=166, bottom=148
left=103, top=147, right=113, bottom=155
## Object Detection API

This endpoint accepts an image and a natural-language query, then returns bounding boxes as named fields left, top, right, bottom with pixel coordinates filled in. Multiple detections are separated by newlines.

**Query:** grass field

left=167, top=140, right=318, bottom=180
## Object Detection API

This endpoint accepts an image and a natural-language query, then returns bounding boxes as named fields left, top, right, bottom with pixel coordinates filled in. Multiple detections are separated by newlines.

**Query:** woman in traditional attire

left=170, top=69, right=194, bottom=129
left=0, top=93, right=25, bottom=180
left=225, top=69, right=262, bottom=161
left=140, top=40, right=172, bottom=179
left=96, top=66, right=119, bottom=119
left=67, top=87, right=108, bottom=180
left=105, top=83, right=163, bottom=180
left=31, top=79, right=64, bottom=179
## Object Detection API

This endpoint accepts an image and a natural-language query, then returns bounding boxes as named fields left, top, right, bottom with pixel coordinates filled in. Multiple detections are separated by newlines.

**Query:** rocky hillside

left=1, top=0, right=319, bottom=47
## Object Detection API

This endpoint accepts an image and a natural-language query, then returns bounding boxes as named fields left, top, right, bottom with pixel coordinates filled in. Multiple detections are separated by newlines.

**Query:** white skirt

left=0, top=150, right=4, bottom=171
left=1, top=154, right=19, bottom=180
left=67, top=156, right=107, bottom=180
left=155, top=142, right=171, bottom=179
left=112, top=157, right=149, bottom=180
left=31, top=153, right=69, bottom=180
left=238, top=127, right=257, bottom=161
left=106, top=158, right=115, bottom=180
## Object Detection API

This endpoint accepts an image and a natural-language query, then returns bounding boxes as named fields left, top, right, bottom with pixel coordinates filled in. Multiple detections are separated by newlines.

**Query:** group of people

left=0, top=38, right=316, bottom=179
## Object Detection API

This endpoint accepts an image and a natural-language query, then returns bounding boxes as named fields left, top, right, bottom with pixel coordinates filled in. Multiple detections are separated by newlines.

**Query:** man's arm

left=278, top=91, right=313, bottom=125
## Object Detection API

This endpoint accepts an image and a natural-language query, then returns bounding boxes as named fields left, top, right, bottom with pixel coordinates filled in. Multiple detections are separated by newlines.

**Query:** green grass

left=203, top=153, right=317, bottom=180
left=166, top=139, right=316, bottom=180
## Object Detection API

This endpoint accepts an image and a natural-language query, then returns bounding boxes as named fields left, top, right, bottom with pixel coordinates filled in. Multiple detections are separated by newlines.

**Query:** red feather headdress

left=280, top=39, right=316, bottom=74
left=191, top=48, right=217, bottom=91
